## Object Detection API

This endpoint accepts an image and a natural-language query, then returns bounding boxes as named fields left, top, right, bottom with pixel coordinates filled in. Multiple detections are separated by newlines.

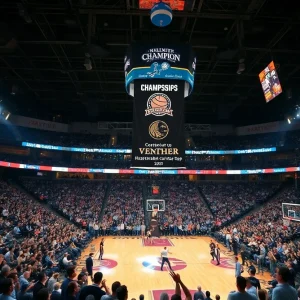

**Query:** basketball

left=150, top=95, right=168, bottom=109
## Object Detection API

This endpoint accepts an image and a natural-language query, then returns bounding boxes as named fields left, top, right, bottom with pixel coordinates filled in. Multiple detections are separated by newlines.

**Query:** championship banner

left=125, top=44, right=196, bottom=97
left=132, top=79, right=185, bottom=169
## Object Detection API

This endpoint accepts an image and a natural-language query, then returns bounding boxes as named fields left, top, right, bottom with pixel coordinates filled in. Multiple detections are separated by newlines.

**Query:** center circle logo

left=92, top=259, right=118, bottom=270
left=145, top=93, right=173, bottom=117
left=149, top=120, right=169, bottom=140
left=142, top=257, right=187, bottom=271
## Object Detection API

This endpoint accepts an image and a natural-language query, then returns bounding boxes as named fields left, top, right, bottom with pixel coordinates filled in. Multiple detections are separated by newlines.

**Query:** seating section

left=21, top=179, right=107, bottom=227
left=214, top=187, right=300, bottom=270
left=157, top=181, right=213, bottom=234
left=0, top=179, right=90, bottom=269
left=101, top=181, right=144, bottom=234
left=1, top=176, right=300, bottom=299
left=199, top=182, right=280, bottom=226
left=227, top=187, right=300, bottom=241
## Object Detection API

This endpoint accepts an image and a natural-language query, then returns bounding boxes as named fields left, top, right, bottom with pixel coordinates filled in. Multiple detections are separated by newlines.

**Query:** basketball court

left=78, top=236, right=272, bottom=300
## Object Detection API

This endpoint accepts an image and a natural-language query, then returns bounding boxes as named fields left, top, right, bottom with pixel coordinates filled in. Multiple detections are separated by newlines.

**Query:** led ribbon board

left=21, top=142, right=277, bottom=155
left=0, top=160, right=299, bottom=174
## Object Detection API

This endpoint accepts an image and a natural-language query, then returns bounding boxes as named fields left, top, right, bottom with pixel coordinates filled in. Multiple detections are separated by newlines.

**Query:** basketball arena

left=0, top=1, right=299, bottom=300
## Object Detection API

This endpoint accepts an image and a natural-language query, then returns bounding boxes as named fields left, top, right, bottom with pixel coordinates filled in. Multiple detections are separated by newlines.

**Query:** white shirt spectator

left=63, top=256, right=72, bottom=266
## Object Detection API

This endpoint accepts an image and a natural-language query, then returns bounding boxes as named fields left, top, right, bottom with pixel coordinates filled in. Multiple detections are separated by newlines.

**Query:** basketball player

left=99, top=238, right=104, bottom=260
left=160, top=247, right=173, bottom=271
left=209, top=239, right=216, bottom=261
left=152, top=208, right=158, bottom=219
left=215, top=243, right=220, bottom=265
left=147, top=229, right=153, bottom=245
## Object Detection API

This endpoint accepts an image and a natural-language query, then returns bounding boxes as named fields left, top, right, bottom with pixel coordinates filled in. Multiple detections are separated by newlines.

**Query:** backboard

left=282, top=203, right=300, bottom=222
left=147, top=199, right=165, bottom=211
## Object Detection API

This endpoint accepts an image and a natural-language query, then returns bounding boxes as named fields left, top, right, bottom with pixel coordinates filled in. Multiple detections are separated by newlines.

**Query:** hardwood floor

left=77, top=236, right=271, bottom=300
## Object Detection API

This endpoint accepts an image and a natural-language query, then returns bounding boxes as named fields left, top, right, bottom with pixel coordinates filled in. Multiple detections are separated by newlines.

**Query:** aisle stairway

left=12, top=178, right=73, bottom=224
left=196, top=185, right=213, bottom=215
left=99, top=180, right=112, bottom=221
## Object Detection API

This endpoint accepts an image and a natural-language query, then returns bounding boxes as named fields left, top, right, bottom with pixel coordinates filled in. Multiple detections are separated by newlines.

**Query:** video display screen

left=259, top=61, right=282, bottom=103
left=139, top=0, right=185, bottom=10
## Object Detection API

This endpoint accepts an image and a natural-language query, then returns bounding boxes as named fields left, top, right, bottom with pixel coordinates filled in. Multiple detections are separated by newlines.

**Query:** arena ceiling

left=0, top=0, right=299, bottom=125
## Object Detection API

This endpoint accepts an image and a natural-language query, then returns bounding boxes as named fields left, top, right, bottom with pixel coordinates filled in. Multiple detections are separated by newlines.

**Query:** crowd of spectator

left=0, top=179, right=91, bottom=289
left=218, top=187, right=300, bottom=250
left=156, top=181, right=214, bottom=235
left=200, top=182, right=280, bottom=227
left=101, top=181, right=144, bottom=235
left=1, top=175, right=300, bottom=300
left=20, top=179, right=107, bottom=230
left=213, top=186, right=300, bottom=298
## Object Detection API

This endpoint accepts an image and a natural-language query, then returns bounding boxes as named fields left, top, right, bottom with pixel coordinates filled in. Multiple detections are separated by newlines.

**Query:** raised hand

left=169, top=270, right=181, bottom=283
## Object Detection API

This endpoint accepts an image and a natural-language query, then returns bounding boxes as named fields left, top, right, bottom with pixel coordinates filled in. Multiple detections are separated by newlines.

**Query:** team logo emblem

left=142, top=257, right=187, bottom=271
left=145, top=93, right=173, bottom=116
left=149, top=120, right=169, bottom=140
left=147, top=62, right=170, bottom=77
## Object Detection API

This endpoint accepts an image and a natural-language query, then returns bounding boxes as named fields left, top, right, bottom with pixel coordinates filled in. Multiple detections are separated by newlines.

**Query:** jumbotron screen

left=259, top=61, right=282, bottom=103
left=139, top=0, right=185, bottom=10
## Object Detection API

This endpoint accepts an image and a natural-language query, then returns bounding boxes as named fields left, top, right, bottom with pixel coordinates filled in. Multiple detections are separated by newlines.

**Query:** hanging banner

left=132, top=79, right=185, bottom=169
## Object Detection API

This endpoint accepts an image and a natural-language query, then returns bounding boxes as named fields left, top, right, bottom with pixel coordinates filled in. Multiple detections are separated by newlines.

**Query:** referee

left=160, top=247, right=173, bottom=271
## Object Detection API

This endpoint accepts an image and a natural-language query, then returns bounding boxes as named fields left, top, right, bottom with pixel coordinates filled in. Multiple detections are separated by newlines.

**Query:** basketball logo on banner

left=149, top=121, right=169, bottom=140
left=145, top=93, right=173, bottom=116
